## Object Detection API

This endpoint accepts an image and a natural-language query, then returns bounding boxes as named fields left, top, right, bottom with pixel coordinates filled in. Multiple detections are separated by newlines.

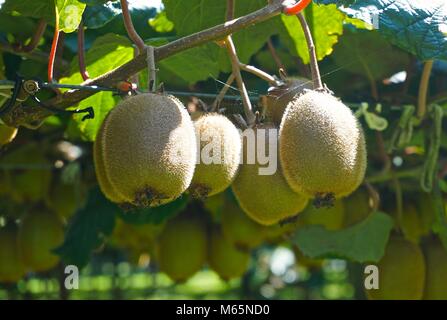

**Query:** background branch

left=77, top=21, right=90, bottom=81
left=22, top=19, right=47, bottom=53
left=417, top=60, right=434, bottom=119
left=1, top=2, right=284, bottom=127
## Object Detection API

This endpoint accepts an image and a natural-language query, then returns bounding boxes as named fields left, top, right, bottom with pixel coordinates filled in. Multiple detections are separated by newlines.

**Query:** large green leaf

left=316, top=0, right=447, bottom=61
left=1, top=0, right=54, bottom=21
left=56, top=0, right=86, bottom=33
left=293, top=211, right=394, bottom=263
left=54, top=187, right=119, bottom=268
left=332, top=30, right=410, bottom=80
left=60, top=33, right=133, bottom=141
left=82, top=1, right=121, bottom=29
left=280, top=2, right=345, bottom=64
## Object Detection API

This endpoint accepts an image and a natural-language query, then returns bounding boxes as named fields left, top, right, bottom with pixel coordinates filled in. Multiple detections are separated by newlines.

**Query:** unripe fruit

left=232, top=124, right=308, bottom=226
left=423, top=240, right=447, bottom=300
left=203, top=192, right=225, bottom=221
left=0, top=124, right=18, bottom=146
left=0, top=225, right=26, bottom=283
left=264, top=77, right=312, bottom=126
left=296, top=200, right=345, bottom=231
left=366, top=237, right=425, bottom=300
left=0, top=144, right=51, bottom=202
left=94, top=93, right=197, bottom=208
left=18, top=210, right=64, bottom=272
left=156, top=212, right=207, bottom=282
left=46, top=181, right=86, bottom=220
left=189, top=113, right=241, bottom=198
left=343, top=187, right=372, bottom=227
left=208, top=228, right=250, bottom=280
left=221, top=193, right=268, bottom=250
left=279, top=91, right=366, bottom=202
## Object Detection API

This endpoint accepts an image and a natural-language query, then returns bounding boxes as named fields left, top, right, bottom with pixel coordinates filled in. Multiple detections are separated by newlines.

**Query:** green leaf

left=54, top=187, right=119, bottom=268
left=332, top=30, right=410, bottom=81
left=79, top=0, right=116, bottom=5
left=1, top=0, right=54, bottom=22
left=83, top=1, right=121, bottom=29
left=293, top=211, right=394, bottom=263
left=316, top=0, right=447, bottom=61
left=60, top=33, right=133, bottom=141
left=56, top=0, right=86, bottom=33
left=149, top=11, right=174, bottom=33
left=280, top=3, right=344, bottom=64
left=117, top=195, right=189, bottom=225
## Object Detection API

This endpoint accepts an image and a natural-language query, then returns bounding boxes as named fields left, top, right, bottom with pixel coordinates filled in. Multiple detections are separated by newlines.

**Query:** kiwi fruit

left=0, top=143, right=51, bottom=202
left=343, top=187, right=372, bottom=227
left=221, top=192, right=268, bottom=250
left=189, top=113, right=241, bottom=198
left=203, top=192, right=225, bottom=221
left=46, top=181, right=86, bottom=220
left=423, top=239, right=447, bottom=300
left=208, top=227, right=250, bottom=281
left=0, top=124, right=18, bottom=146
left=232, top=124, right=308, bottom=226
left=94, top=93, right=197, bottom=208
left=110, top=218, right=165, bottom=265
left=296, top=200, right=345, bottom=231
left=18, top=209, right=64, bottom=272
left=279, top=90, right=367, bottom=203
left=0, top=224, right=26, bottom=283
left=366, top=237, right=425, bottom=300
left=263, top=77, right=312, bottom=126
left=156, top=211, right=208, bottom=282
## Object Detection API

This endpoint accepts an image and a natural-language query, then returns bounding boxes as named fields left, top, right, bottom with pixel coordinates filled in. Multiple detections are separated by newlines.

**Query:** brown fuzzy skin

left=264, top=77, right=312, bottom=126
left=232, top=124, right=308, bottom=226
left=95, top=93, right=197, bottom=208
left=279, top=91, right=366, bottom=200
left=190, top=113, right=241, bottom=198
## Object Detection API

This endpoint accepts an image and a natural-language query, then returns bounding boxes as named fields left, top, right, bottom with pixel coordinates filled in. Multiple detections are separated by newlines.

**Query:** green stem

left=417, top=60, right=434, bottom=119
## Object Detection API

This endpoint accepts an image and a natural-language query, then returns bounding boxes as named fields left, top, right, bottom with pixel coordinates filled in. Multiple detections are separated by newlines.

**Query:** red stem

left=48, top=8, right=60, bottom=83
left=77, top=21, right=90, bottom=81
left=120, top=0, right=145, bottom=52
left=283, top=0, right=312, bottom=15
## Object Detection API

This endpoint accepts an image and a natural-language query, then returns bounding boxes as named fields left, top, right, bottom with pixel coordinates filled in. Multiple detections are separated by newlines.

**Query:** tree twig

left=212, top=74, right=236, bottom=112
left=296, top=12, right=322, bottom=90
left=1, top=2, right=285, bottom=127
left=225, top=36, right=255, bottom=125
left=239, top=63, right=278, bottom=86
left=22, top=19, right=47, bottom=53
left=120, top=0, right=145, bottom=52
left=417, top=60, right=434, bottom=119
left=77, top=21, right=90, bottom=81
left=267, top=38, right=286, bottom=71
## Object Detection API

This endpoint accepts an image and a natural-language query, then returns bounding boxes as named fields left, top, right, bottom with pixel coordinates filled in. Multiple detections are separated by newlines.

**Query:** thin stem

left=391, top=170, right=403, bottom=233
left=364, top=182, right=380, bottom=211
left=225, top=36, right=256, bottom=125
left=48, top=8, right=60, bottom=83
left=77, top=21, right=90, bottom=81
left=296, top=12, right=322, bottom=90
left=120, top=0, right=145, bottom=52
left=212, top=73, right=235, bottom=111
left=239, top=63, right=278, bottom=86
left=225, top=0, right=255, bottom=125
left=417, top=60, right=434, bottom=119
left=366, top=167, right=421, bottom=184
left=376, top=131, right=391, bottom=173
left=267, top=38, right=286, bottom=71
left=22, top=19, right=47, bottom=53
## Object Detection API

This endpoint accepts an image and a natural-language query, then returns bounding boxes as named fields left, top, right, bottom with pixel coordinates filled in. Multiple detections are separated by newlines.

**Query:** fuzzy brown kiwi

left=279, top=90, right=366, bottom=204
left=94, top=93, right=197, bottom=208
left=189, top=113, right=241, bottom=198
left=232, top=124, right=308, bottom=226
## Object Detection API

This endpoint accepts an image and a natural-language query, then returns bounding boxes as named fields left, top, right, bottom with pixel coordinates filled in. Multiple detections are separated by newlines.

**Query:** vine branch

left=225, top=0, right=255, bottom=125
left=417, top=60, right=434, bottom=119
left=120, top=0, right=145, bottom=52
left=296, top=12, right=323, bottom=90
left=77, top=21, right=90, bottom=81
left=1, top=1, right=285, bottom=127
left=22, top=19, right=47, bottom=53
